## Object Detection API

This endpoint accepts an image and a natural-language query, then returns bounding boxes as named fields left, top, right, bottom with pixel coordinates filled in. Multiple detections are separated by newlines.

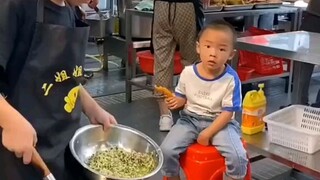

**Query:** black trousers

left=292, top=12, right=320, bottom=105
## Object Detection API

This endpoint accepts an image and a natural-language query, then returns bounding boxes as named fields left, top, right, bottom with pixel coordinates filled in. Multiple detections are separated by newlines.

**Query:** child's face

left=196, top=28, right=235, bottom=71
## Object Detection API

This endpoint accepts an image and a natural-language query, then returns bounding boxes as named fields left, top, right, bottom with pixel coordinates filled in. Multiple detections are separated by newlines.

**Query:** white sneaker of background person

left=159, top=111, right=173, bottom=131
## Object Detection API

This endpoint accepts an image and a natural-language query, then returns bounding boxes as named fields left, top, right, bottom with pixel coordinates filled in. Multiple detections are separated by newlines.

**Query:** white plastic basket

left=263, top=105, right=320, bottom=154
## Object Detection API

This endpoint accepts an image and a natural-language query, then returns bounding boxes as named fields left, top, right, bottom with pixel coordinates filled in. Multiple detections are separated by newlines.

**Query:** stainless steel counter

left=237, top=31, right=320, bottom=64
left=243, top=132, right=320, bottom=179
left=204, top=6, right=299, bottom=30
left=204, top=6, right=299, bottom=27
left=236, top=31, right=320, bottom=103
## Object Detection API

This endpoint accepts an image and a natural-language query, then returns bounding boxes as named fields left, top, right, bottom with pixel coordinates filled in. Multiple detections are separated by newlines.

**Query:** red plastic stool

left=137, top=50, right=184, bottom=75
left=163, top=142, right=251, bottom=180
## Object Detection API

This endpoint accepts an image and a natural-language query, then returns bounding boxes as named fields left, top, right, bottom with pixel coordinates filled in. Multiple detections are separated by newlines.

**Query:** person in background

left=0, top=0, right=117, bottom=179
left=292, top=0, right=320, bottom=105
left=161, top=21, right=248, bottom=180
left=258, top=14, right=275, bottom=30
left=152, top=0, right=204, bottom=131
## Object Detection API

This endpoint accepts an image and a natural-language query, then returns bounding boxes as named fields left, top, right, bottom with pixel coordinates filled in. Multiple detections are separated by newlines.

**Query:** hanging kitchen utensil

left=93, top=6, right=108, bottom=19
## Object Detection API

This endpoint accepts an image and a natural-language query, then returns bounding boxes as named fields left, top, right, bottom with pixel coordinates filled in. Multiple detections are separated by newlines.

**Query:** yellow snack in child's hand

left=154, top=85, right=173, bottom=97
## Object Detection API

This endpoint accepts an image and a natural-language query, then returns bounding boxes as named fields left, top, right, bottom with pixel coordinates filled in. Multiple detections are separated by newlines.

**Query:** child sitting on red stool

left=160, top=20, right=248, bottom=180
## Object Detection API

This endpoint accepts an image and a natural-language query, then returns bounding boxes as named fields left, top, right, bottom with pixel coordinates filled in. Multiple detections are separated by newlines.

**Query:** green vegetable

left=87, top=146, right=156, bottom=178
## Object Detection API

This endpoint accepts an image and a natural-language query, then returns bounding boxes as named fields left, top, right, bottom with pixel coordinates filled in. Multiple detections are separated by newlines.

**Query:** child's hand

left=165, top=95, right=187, bottom=110
left=197, top=129, right=212, bottom=146
left=165, top=96, right=179, bottom=110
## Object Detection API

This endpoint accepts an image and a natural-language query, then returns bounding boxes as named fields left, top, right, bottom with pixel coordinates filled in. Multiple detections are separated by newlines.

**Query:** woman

left=0, top=0, right=117, bottom=179
left=152, top=0, right=204, bottom=131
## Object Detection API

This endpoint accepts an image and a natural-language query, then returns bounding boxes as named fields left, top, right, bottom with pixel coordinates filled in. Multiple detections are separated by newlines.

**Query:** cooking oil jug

left=113, top=6, right=120, bottom=35
left=241, top=83, right=266, bottom=135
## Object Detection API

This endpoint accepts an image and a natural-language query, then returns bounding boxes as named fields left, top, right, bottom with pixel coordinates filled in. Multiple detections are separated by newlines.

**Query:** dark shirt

left=0, top=0, right=75, bottom=94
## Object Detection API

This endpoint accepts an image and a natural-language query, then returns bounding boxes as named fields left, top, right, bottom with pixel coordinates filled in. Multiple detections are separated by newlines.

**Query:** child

left=161, top=20, right=248, bottom=180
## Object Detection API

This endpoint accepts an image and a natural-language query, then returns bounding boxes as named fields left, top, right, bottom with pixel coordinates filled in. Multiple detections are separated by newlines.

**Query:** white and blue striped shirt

left=175, top=63, right=242, bottom=118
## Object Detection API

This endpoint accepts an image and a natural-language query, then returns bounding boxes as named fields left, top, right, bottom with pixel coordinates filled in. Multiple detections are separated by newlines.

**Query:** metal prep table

left=204, top=6, right=299, bottom=30
left=236, top=31, right=320, bottom=104
left=242, top=132, right=320, bottom=179
left=103, top=6, right=300, bottom=102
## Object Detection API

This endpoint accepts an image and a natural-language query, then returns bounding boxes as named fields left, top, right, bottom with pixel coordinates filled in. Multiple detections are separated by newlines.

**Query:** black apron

left=150, top=0, right=204, bottom=53
left=0, top=0, right=89, bottom=179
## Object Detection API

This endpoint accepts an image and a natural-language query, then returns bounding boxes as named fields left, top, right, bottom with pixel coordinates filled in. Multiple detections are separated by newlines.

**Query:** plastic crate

left=263, top=105, right=320, bottom=154
left=239, top=27, right=284, bottom=75
left=137, top=50, right=183, bottom=75
left=237, top=67, right=255, bottom=81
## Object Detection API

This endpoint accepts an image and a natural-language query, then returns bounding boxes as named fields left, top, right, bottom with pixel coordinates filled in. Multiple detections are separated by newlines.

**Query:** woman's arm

left=0, top=95, right=37, bottom=164
left=79, top=86, right=117, bottom=130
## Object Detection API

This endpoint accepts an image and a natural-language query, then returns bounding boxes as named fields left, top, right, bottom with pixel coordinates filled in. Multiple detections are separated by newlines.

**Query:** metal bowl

left=69, top=124, right=163, bottom=180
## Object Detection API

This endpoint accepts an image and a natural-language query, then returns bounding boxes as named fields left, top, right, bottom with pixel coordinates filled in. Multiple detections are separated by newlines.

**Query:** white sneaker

left=159, top=113, right=173, bottom=131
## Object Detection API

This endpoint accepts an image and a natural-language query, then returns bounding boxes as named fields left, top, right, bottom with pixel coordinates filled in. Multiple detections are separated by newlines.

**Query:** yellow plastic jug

left=241, top=83, right=266, bottom=135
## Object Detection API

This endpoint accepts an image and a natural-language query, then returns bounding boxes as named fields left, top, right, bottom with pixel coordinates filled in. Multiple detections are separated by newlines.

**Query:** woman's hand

left=67, top=0, right=98, bottom=7
left=88, top=0, right=99, bottom=9
left=0, top=98, right=37, bottom=164
left=2, top=118, right=37, bottom=164
left=79, top=86, right=117, bottom=131
left=89, top=106, right=118, bottom=131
